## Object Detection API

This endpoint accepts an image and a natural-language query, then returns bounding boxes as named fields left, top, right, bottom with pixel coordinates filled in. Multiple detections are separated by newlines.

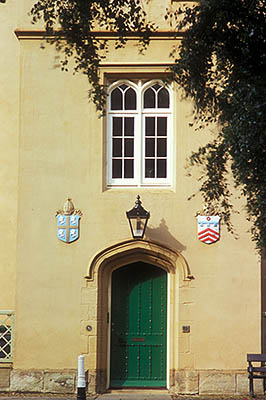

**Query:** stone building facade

left=0, top=0, right=262, bottom=395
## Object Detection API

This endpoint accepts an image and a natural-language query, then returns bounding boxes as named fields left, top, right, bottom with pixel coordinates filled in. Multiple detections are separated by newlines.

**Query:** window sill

left=104, top=185, right=175, bottom=193
left=106, top=184, right=173, bottom=189
left=0, top=363, right=12, bottom=368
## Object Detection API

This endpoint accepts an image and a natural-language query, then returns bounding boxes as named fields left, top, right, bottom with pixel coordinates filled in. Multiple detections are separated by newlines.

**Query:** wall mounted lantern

left=126, top=195, right=150, bottom=239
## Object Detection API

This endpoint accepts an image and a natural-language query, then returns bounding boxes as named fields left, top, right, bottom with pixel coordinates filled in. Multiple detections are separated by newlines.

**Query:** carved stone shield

left=197, top=215, right=220, bottom=244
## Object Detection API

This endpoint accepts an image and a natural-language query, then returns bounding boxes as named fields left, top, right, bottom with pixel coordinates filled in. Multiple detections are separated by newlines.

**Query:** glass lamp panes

left=131, top=216, right=145, bottom=238
left=126, top=196, right=150, bottom=239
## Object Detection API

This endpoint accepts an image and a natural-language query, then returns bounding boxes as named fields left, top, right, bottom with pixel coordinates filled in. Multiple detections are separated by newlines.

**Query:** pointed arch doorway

left=86, top=239, right=193, bottom=393
left=110, top=261, right=167, bottom=388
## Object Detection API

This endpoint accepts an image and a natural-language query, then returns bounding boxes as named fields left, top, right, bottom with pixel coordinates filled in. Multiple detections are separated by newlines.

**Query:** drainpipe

left=77, top=354, right=86, bottom=400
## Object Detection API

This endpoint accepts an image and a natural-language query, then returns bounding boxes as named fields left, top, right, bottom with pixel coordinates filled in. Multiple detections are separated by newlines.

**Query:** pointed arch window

left=107, top=80, right=173, bottom=187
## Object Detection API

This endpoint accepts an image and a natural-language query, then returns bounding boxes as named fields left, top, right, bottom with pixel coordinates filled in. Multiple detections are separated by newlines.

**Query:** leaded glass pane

left=158, top=88, right=169, bottom=108
left=145, top=117, right=155, bottom=136
left=146, top=138, right=155, bottom=157
left=125, top=88, right=136, bottom=110
left=124, top=159, right=134, bottom=178
left=125, top=117, right=134, bottom=136
left=157, top=138, right=167, bottom=157
left=111, top=88, right=122, bottom=110
left=112, top=159, right=122, bottom=178
left=113, top=138, right=122, bottom=157
left=113, top=117, right=122, bottom=136
left=144, top=88, right=155, bottom=108
left=157, top=159, right=167, bottom=178
left=125, top=138, right=134, bottom=157
left=152, top=84, right=161, bottom=91
left=145, top=159, right=155, bottom=178
left=157, top=117, right=167, bottom=136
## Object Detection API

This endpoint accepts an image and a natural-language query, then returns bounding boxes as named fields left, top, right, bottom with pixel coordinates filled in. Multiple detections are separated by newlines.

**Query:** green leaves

left=172, top=0, right=266, bottom=250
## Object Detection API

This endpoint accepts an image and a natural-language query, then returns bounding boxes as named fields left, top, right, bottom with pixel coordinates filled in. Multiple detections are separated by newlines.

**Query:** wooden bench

left=247, top=354, right=266, bottom=397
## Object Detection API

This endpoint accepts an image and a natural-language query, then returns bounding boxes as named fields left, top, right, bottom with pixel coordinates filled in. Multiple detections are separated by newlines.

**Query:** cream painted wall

left=0, top=0, right=20, bottom=310
left=18, top=0, right=176, bottom=31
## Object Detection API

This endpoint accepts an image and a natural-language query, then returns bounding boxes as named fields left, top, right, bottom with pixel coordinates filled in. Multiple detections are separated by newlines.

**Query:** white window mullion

left=155, top=116, right=158, bottom=178
left=141, top=114, right=145, bottom=184
left=108, top=114, right=113, bottom=185
left=167, top=112, right=173, bottom=186
left=135, top=80, right=142, bottom=186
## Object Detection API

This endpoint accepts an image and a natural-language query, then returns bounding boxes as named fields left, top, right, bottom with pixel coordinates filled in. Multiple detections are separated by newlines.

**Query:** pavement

left=0, top=393, right=259, bottom=400
left=0, top=396, right=259, bottom=400
left=0, top=390, right=173, bottom=400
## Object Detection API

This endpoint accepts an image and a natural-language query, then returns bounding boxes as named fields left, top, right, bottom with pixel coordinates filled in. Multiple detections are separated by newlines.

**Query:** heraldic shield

left=197, top=215, right=220, bottom=244
left=56, top=198, right=82, bottom=243
left=57, top=214, right=80, bottom=243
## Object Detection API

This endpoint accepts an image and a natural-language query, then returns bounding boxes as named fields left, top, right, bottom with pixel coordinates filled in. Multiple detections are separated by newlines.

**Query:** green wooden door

left=110, top=262, right=167, bottom=388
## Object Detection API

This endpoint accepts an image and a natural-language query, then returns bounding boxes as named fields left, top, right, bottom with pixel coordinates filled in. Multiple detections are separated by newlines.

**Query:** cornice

left=14, top=29, right=183, bottom=41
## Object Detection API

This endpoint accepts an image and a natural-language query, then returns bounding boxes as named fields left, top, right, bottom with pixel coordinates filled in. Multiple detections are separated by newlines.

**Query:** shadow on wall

left=145, top=218, right=186, bottom=253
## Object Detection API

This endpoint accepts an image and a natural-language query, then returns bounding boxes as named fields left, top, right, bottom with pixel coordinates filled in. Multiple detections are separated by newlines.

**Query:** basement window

left=0, top=311, right=14, bottom=363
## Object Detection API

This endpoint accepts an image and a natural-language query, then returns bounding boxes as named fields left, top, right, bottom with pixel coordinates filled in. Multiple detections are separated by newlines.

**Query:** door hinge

left=107, top=312, right=109, bottom=324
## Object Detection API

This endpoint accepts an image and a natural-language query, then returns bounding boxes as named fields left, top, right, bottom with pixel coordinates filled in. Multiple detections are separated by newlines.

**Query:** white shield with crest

left=56, top=199, right=82, bottom=244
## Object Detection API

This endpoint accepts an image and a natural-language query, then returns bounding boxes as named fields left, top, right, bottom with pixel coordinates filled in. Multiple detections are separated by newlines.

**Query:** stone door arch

left=83, top=239, right=193, bottom=393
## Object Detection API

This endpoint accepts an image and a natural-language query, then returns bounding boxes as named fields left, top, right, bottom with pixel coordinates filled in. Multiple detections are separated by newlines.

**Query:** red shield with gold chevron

left=197, top=215, right=220, bottom=244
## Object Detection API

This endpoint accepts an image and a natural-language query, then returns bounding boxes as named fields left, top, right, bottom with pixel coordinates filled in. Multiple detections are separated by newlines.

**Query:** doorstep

left=95, top=389, right=172, bottom=400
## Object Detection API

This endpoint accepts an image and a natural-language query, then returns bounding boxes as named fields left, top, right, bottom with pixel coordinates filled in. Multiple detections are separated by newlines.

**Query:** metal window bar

left=0, top=310, right=14, bottom=362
